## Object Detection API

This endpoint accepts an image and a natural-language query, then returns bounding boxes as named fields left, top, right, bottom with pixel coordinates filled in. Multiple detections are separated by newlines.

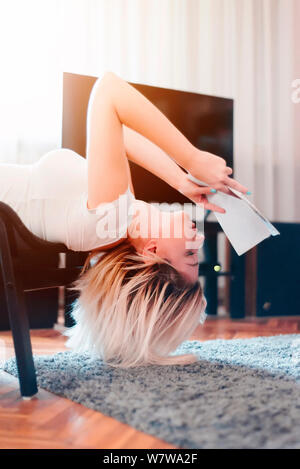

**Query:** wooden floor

left=0, top=316, right=299, bottom=449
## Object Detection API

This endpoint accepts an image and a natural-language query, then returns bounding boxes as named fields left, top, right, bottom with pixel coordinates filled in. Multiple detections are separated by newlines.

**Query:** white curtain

left=0, top=0, right=299, bottom=222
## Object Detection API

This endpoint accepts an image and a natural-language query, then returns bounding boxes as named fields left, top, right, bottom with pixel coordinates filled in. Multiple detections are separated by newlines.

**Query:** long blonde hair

left=64, top=238, right=207, bottom=367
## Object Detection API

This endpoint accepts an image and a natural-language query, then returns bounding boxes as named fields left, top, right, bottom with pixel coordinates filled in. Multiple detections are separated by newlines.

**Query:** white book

left=187, top=172, right=280, bottom=256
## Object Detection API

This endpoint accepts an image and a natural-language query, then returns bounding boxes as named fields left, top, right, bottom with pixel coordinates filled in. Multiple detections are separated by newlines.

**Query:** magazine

left=187, top=172, right=280, bottom=256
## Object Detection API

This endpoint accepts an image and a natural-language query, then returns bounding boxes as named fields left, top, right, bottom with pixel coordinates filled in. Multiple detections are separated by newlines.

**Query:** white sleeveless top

left=0, top=148, right=136, bottom=251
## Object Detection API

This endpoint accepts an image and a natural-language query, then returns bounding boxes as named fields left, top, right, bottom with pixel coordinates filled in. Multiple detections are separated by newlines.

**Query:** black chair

left=0, top=201, right=88, bottom=398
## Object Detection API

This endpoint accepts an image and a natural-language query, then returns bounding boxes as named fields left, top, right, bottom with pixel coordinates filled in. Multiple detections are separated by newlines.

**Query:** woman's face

left=128, top=201, right=205, bottom=284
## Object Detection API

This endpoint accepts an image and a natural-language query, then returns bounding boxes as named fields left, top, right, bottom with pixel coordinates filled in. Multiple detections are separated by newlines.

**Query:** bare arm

left=123, top=125, right=183, bottom=192
left=86, top=72, right=249, bottom=209
left=86, top=71, right=197, bottom=208
left=123, top=125, right=231, bottom=213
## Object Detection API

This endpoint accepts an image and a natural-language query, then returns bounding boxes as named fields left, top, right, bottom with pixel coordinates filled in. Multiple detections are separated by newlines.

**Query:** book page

left=187, top=173, right=280, bottom=256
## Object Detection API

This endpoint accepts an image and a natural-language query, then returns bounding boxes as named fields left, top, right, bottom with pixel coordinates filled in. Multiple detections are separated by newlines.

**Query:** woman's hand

left=187, top=149, right=250, bottom=195
left=177, top=172, right=227, bottom=213
left=177, top=169, right=244, bottom=213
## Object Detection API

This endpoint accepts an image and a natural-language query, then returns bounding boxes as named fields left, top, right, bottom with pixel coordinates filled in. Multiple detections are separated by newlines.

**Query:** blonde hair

left=64, top=238, right=207, bottom=368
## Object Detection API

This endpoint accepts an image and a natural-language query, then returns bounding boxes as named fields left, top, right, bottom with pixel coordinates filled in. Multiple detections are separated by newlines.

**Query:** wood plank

left=1, top=316, right=299, bottom=449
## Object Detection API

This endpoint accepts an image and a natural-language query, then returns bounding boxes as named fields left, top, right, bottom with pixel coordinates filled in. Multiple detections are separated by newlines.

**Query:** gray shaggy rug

left=3, top=333, right=300, bottom=449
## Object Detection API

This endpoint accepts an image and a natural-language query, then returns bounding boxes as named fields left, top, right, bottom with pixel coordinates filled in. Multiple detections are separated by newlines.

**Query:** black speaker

left=256, top=222, right=300, bottom=316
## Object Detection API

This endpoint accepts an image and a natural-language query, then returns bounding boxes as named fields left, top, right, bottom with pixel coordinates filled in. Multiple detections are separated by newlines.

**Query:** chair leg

left=203, top=229, right=218, bottom=316
left=0, top=220, right=38, bottom=398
